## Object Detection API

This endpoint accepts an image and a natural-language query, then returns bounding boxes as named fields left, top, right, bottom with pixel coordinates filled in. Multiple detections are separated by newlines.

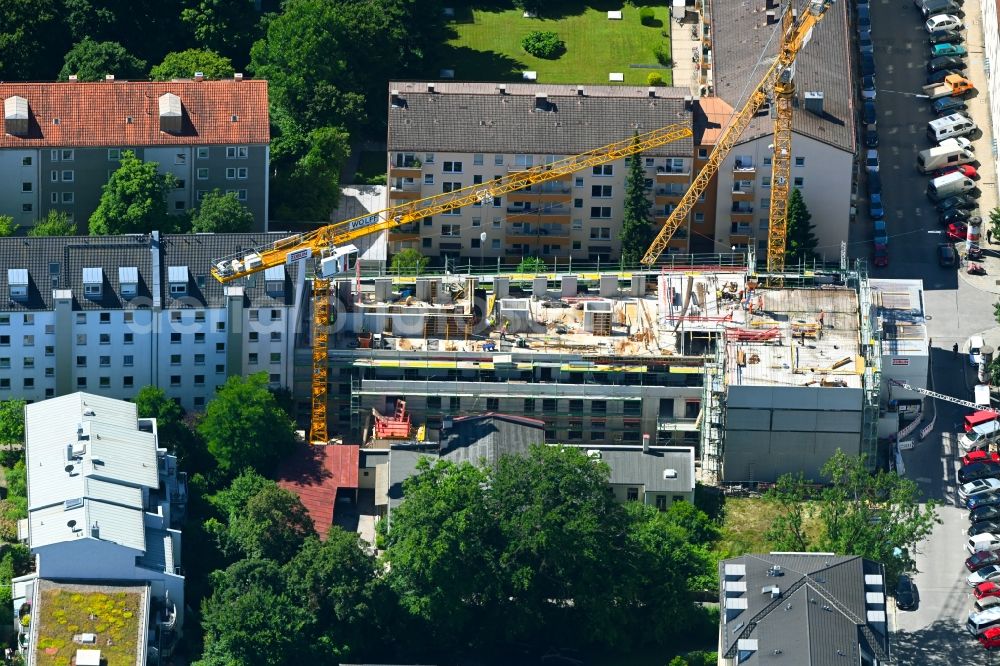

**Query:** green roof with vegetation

left=34, top=586, right=144, bottom=666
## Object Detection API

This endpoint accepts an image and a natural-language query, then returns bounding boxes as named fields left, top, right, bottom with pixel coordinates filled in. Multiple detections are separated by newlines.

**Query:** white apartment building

left=0, top=232, right=303, bottom=411
left=706, top=0, right=856, bottom=258
left=385, top=82, right=701, bottom=263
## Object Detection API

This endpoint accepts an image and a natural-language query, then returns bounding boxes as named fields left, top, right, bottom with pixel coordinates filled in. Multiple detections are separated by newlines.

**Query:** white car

left=960, top=478, right=1000, bottom=501
left=971, top=336, right=985, bottom=367
left=969, top=564, right=1000, bottom=586
left=968, top=533, right=1000, bottom=554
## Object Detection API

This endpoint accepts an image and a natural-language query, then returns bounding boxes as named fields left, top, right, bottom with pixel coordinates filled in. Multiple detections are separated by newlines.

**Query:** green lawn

left=717, top=498, right=824, bottom=556
left=437, top=1, right=672, bottom=86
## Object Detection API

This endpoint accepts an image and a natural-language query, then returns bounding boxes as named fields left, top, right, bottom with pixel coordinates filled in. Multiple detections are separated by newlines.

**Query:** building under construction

left=293, top=259, right=885, bottom=485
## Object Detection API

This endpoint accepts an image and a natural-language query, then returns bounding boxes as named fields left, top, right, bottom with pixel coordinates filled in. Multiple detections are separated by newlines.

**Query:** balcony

left=655, top=188, right=685, bottom=205
left=506, top=208, right=571, bottom=224
left=389, top=223, right=421, bottom=242
left=731, top=184, right=754, bottom=201
left=389, top=160, right=422, bottom=178
left=732, top=159, right=756, bottom=174
left=513, top=184, right=572, bottom=202
left=730, top=223, right=753, bottom=241
left=655, top=166, right=691, bottom=183
left=506, top=223, right=569, bottom=240
left=389, top=186, right=421, bottom=201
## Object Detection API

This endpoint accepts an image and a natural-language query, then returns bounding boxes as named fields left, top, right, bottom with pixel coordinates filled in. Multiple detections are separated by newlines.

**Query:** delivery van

left=961, top=420, right=1000, bottom=452
left=928, top=113, right=977, bottom=142
left=969, top=606, right=1000, bottom=635
left=927, top=171, right=976, bottom=200
left=917, top=140, right=975, bottom=173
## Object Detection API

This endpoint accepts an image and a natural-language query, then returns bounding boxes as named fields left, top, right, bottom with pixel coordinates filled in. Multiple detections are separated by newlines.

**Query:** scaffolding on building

left=699, top=342, right=726, bottom=484
left=854, top=263, right=883, bottom=467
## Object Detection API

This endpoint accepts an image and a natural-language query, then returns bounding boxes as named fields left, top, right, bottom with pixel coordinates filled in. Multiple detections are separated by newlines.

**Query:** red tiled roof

left=277, top=444, right=359, bottom=540
left=0, top=80, right=269, bottom=148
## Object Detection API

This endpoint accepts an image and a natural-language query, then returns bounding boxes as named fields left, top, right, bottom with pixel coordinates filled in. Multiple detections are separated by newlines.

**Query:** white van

left=928, top=113, right=978, bottom=142
left=961, top=421, right=1000, bottom=452
left=926, top=13, right=963, bottom=32
left=927, top=172, right=975, bottom=201
left=977, top=597, right=1000, bottom=612
left=968, top=606, right=1000, bottom=634
left=971, top=336, right=986, bottom=367
left=969, top=534, right=1000, bottom=554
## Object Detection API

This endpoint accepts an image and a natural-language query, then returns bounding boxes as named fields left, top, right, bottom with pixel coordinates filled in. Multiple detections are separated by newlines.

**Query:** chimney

left=194, top=71, right=204, bottom=82
left=4, top=96, right=29, bottom=136
left=684, top=95, right=693, bottom=110
left=105, top=74, right=115, bottom=82
left=158, top=93, right=183, bottom=133
left=534, top=93, right=549, bottom=112
left=234, top=72, right=243, bottom=81
left=427, top=82, right=436, bottom=93
left=577, top=85, right=585, bottom=96
left=766, top=9, right=777, bottom=24
left=803, top=91, right=824, bottom=115
left=642, top=433, right=650, bottom=454
left=68, top=74, right=78, bottom=82
left=497, top=84, right=507, bottom=95
left=648, top=87, right=656, bottom=98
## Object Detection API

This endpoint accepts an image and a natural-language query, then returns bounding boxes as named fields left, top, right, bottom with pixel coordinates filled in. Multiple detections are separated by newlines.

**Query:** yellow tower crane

left=210, top=123, right=693, bottom=445
left=641, top=0, right=834, bottom=271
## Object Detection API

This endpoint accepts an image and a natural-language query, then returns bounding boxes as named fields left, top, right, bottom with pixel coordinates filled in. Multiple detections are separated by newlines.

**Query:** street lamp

left=480, top=232, right=487, bottom=270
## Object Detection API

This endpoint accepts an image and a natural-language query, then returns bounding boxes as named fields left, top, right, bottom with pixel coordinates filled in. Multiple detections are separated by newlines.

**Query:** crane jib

left=348, top=214, right=382, bottom=232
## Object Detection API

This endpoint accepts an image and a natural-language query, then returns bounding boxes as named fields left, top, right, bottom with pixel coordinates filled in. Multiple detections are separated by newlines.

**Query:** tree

left=180, top=0, right=262, bottom=66
left=991, top=356, right=1000, bottom=386
left=226, top=483, right=316, bottom=561
left=29, top=211, right=76, bottom=236
left=0, top=216, right=18, bottom=237
left=0, top=399, right=25, bottom=448
left=620, top=149, right=653, bottom=264
left=197, top=373, right=297, bottom=478
left=89, top=151, right=177, bottom=235
left=763, top=472, right=813, bottom=552
left=150, top=48, right=235, bottom=81
left=989, top=207, right=1000, bottom=244
left=58, top=38, right=146, bottom=81
left=516, top=256, right=547, bottom=272
left=785, top=188, right=819, bottom=265
left=190, top=190, right=255, bottom=232
left=390, top=249, right=429, bottom=276
left=521, top=31, right=564, bottom=59
left=0, top=0, right=64, bottom=80
left=270, top=120, right=351, bottom=221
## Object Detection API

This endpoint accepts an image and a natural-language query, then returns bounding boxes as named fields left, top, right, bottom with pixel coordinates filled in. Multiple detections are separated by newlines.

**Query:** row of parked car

left=957, top=445, right=1000, bottom=647
left=855, top=0, right=889, bottom=266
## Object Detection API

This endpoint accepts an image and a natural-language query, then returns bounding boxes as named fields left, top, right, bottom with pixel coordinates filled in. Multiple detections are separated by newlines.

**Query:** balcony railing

left=506, top=207, right=570, bottom=216
left=733, top=160, right=755, bottom=171
left=730, top=205, right=753, bottom=214
left=730, top=224, right=753, bottom=235
left=656, top=166, right=690, bottom=175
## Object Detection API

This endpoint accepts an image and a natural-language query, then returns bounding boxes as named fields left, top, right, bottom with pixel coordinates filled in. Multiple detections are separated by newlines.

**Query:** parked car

left=873, top=244, right=889, bottom=267
left=861, top=52, right=876, bottom=77
left=941, top=208, right=973, bottom=224
left=947, top=222, right=969, bottom=240
left=966, top=451, right=1000, bottom=466
left=896, top=575, right=918, bottom=610
left=865, top=149, right=880, bottom=172
left=865, top=126, right=880, bottom=148
left=971, top=520, right=1000, bottom=537
left=937, top=194, right=977, bottom=212
left=979, top=626, right=1000, bottom=649
left=932, top=165, right=977, bottom=181
left=929, top=55, right=966, bottom=72
left=863, top=100, right=877, bottom=125
left=969, top=534, right=1000, bottom=554
left=969, top=564, right=1000, bottom=586
left=971, top=504, right=1000, bottom=524
left=860, top=29, right=874, bottom=54
left=963, top=473, right=1000, bottom=499
left=961, top=462, right=1000, bottom=484
left=926, top=14, right=963, bottom=32
left=967, top=550, right=1000, bottom=571
left=934, top=97, right=968, bottom=115
left=870, top=193, right=885, bottom=219
left=977, top=581, right=1000, bottom=600
left=968, top=494, right=1000, bottom=511
left=869, top=171, right=882, bottom=195
left=858, top=4, right=872, bottom=28
left=862, top=74, right=877, bottom=100
left=928, top=29, right=964, bottom=44
left=932, top=42, right=968, bottom=56
left=938, top=243, right=958, bottom=267
left=927, top=68, right=967, bottom=85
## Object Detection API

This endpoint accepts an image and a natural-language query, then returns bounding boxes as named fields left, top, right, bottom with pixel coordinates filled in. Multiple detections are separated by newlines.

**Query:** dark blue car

left=861, top=52, right=876, bottom=77
left=934, top=97, right=968, bottom=114
left=968, top=493, right=1000, bottom=511
left=863, top=100, right=877, bottom=125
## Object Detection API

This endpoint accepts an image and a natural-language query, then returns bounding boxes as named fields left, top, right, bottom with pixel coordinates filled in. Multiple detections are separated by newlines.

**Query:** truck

left=927, top=170, right=976, bottom=200
left=923, top=74, right=975, bottom=100
left=917, top=136, right=976, bottom=173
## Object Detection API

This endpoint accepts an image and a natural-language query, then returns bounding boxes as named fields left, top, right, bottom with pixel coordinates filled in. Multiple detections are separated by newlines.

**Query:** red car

left=947, top=223, right=969, bottom=241
left=873, top=245, right=889, bottom=267
left=980, top=626, right=1000, bottom=649
left=932, top=164, right=978, bottom=179
left=968, top=550, right=1000, bottom=572
left=966, top=451, right=1000, bottom=466
left=976, top=581, right=1000, bottom=600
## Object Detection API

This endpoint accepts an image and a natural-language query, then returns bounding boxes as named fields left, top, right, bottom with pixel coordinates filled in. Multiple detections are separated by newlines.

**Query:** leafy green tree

left=390, top=249, right=429, bottom=276
left=0, top=216, right=18, bottom=237
left=521, top=31, right=564, bottom=59
left=0, top=399, right=25, bottom=448
left=662, top=498, right=721, bottom=545
left=190, top=189, right=255, bottom=233
left=991, top=357, right=1000, bottom=386
left=197, top=373, right=297, bottom=478
left=61, top=0, right=115, bottom=42
left=989, top=207, right=1000, bottom=244
left=226, top=483, right=315, bottom=561
left=29, top=211, right=76, bottom=236
left=150, top=48, right=235, bottom=81
left=58, top=38, right=146, bottom=81
left=270, top=121, right=351, bottom=220
left=994, top=300, right=1000, bottom=326
left=0, top=0, right=64, bottom=80
left=516, top=256, right=547, bottom=272
left=763, top=472, right=812, bottom=552
left=180, top=0, right=261, bottom=65
left=620, top=150, right=653, bottom=264
left=208, top=469, right=272, bottom=518
left=133, top=385, right=213, bottom=472
left=89, top=151, right=178, bottom=235
left=785, top=188, right=819, bottom=265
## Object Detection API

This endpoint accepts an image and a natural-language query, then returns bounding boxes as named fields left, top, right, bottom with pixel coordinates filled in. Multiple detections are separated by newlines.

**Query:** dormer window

left=3, top=96, right=28, bottom=136
left=7, top=269, right=27, bottom=301
left=118, top=266, right=138, bottom=299
left=168, top=266, right=189, bottom=296
left=82, top=267, right=103, bottom=299
left=158, top=93, right=183, bottom=134
left=264, top=265, right=285, bottom=296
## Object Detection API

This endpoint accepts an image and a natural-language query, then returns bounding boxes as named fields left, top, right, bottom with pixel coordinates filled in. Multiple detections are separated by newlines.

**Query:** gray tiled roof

left=718, top=553, right=889, bottom=665
left=708, top=0, right=855, bottom=152
left=441, top=413, right=545, bottom=466
left=563, top=445, right=694, bottom=493
left=0, top=232, right=294, bottom=311
left=387, top=447, right=437, bottom=511
left=387, top=82, right=694, bottom=157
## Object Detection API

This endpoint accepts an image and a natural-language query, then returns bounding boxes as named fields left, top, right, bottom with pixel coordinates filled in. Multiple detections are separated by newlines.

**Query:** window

left=0, top=379, right=7, bottom=390
left=473, top=153, right=484, bottom=165
left=0, top=336, right=10, bottom=347
left=574, top=198, right=583, bottom=208
left=76, top=356, right=87, bottom=367
left=427, top=396, right=441, bottom=409
left=795, top=157, right=805, bottom=167
left=21, top=182, right=31, bottom=192
left=269, top=352, right=281, bottom=364
left=0, top=315, right=9, bottom=326
left=249, top=310, right=259, bottom=322
left=0, top=358, right=9, bottom=369
left=249, top=332, right=259, bottom=343
left=50, top=193, right=58, bottom=203
left=62, top=192, right=74, bottom=203
left=237, top=167, right=248, bottom=179
left=170, top=375, right=181, bottom=387
left=655, top=495, right=668, bottom=511
left=123, top=355, right=133, bottom=366
left=99, top=376, right=110, bottom=388
left=170, top=333, right=181, bottom=344
left=793, top=177, right=804, bottom=187
left=123, top=312, right=133, bottom=324
left=441, top=224, right=460, bottom=237
left=23, top=335, right=33, bottom=347
left=194, top=374, right=205, bottom=386
left=75, top=377, right=86, bottom=389
left=590, top=206, right=611, bottom=218
left=61, top=150, right=74, bottom=161
left=216, top=321, right=226, bottom=332
left=590, top=227, right=611, bottom=240
left=592, top=165, right=613, bottom=176
left=123, top=376, right=134, bottom=388
left=99, top=356, right=110, bottom=367
left=423, top=174, right=434, bottom=185
left=443, top=161, right=463, bottom=173
left=197, top=168, right=209, bottom=180
left=44, top=368, right=53, bottom=378
left=486, top=397, right=499, bottom=410
left=22, top=357, right=32, bottom=369
left=216, top=342, right=225, bottom=352
left=124, top=333, right=133, bottom=344
left=195, top=332, right=205, bottom=343
left=237, top=146, right=248, bottom=158
left=197, top=147, right=209, bottom=159
left=50, top=170, right=58, bottom=182
left=627, top=487, right=639, bottom=502
left=61, top=170, right=74, bottom=182
left=171, top=311, right=182, bottom=323
left=491, top=239, right=501, bottom=250
left=21, top=156, right=31, bottom=166
left=226, top=146, right=237, bottom=158
left=226, top=168, right=236, bottom=179
left=270, top=332, right=282, bottom=342
left=591, top=185, right=612, bottom=198
left=197, top=190, right=208, bottom=201
left=763, top=156, right=772, bottom=166
left=698, top=148, right=709, bottom=158
left=494, top=154, right=504, bottom=165
left=44, top=346, right=53, bottom=357
left=169, top=354, right=181, bottom=366
left=694, top=212, right=705, bottom=222
left=170, top=283, right=186, bottom=296
left=270, top=309, right=282, bottom=321
left=215, top=364, right=225, bottom=373
left=194, top=353, right=205, bottom=365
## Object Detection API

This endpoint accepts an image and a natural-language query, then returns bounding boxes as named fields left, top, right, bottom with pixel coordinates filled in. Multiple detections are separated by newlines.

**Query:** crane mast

left=642, top=0, right=833, bottom=266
